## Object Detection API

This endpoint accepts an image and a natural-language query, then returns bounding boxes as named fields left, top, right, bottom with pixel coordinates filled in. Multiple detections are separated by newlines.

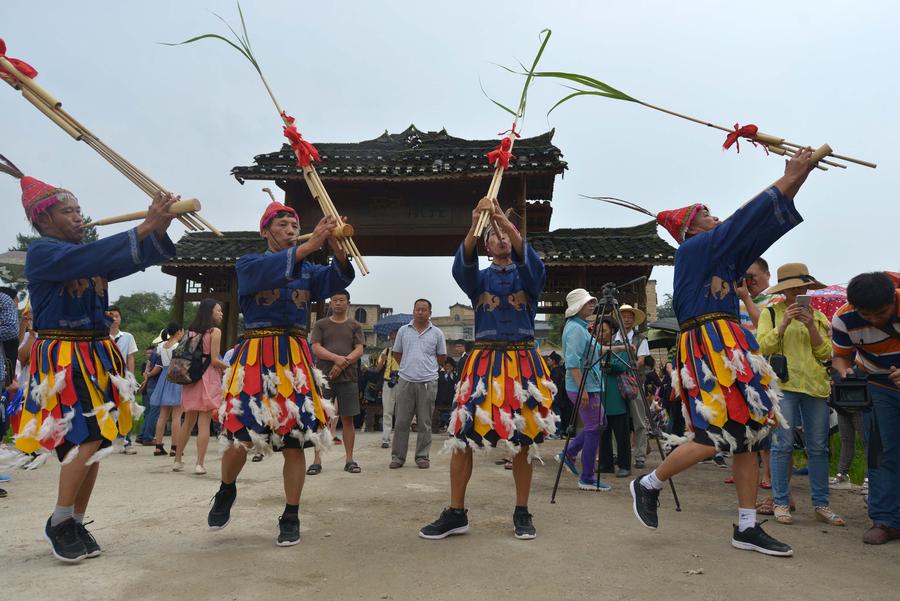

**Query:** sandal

left=306, top=463, right=322, bottom=475
left=756, top=496, right=774, bottom=515
left=774, top=504, right=794, bottom=524
left=251, top=453, right=264, bottom=463
left=760, top=480, right=772, bottom=490
left=153, top=444, right=168, bottom=456
left=504, top=459, right=513, bottom=470
left=344, top=461, right=361, bottom=474
left=169, top=445, right=177, bottom=457
left=815, top=506, right=846, bottom=526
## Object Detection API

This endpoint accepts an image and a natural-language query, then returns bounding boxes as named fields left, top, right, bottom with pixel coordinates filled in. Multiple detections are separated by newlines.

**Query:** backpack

left=167, top=332, right=210, bottom=385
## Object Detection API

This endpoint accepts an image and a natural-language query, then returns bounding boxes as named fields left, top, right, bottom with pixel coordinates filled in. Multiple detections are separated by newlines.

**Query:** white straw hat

left=565, top=288, right=598, bottom=318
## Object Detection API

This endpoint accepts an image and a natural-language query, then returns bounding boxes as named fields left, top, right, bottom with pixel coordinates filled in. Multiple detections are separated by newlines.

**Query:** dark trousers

left=599, top=413, right=631, bottom=471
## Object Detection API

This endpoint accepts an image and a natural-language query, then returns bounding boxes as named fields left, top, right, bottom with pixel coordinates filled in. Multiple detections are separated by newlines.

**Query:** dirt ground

left=2, top=432, right=897, bottom=601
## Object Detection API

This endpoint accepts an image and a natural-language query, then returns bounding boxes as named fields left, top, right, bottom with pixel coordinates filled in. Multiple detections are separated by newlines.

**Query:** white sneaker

left=194, top=464, right=207, bottom=475
left=172, top=462, right=184, bottom=472
left=121, top=445, right=137, bottom=455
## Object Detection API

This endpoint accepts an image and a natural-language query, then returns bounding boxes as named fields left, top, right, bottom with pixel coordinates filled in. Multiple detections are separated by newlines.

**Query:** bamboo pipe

left=293, top=223, right=355, bottom=243
left=21, top=88, right=82, bottom=140
left=636, top=100, right=875, bottom=168
left=810, top=144, right=833, bottom=164
left=0, top=56, right=61, bottom=108
left=303, top=166, right=362, bottom=267
left=474, top=133, right=518, bottom=237
left=781, top=141, right=876, bottom=168
left=88, top=199, right=201, bottom=227
left=3, top=60, right=222, bottom=237
left=765, top=145, right=829, bottom=171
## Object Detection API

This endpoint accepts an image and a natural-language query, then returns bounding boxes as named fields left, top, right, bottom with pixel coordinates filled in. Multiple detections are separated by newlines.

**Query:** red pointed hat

left=20, top=175, right=77, bottom=223
left=656, top=203, right=706, bottom=244
left=259, top=201, right=299, bottom=232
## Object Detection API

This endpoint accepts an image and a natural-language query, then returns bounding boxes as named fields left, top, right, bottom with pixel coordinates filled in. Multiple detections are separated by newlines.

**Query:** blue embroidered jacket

left=673, top=185, right=803, bottom=324
left=236, top=248, right=354, bottom=329
left=26, top=229, right=176, bottom=331
left=452, top=241, right=546, bottom=341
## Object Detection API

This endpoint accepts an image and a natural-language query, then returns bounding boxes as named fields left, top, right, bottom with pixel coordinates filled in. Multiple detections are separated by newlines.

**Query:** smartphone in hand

left=796, top=294, right=812, bottom=309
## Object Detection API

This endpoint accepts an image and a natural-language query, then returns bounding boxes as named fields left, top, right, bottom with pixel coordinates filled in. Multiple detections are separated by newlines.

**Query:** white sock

left=50, top=505, right=74, bottom=527
left=73, top=512, right=85, bottom=524
left=641, top=470, right=664, bottom=491
left=738, top=507, right=756, bottom=532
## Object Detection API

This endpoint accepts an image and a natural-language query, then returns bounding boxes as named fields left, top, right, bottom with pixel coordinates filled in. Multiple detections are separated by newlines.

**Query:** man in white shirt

left=108, top=305, right=138, bottom=454
left=613, top=305, right=650, bottom=469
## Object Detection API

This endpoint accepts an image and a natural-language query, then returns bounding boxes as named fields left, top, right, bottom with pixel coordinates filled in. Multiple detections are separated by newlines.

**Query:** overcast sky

left=3, top=1, right=897, bottom=315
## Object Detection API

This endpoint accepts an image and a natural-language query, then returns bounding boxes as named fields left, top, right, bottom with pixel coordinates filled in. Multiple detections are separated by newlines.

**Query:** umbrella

left=647, top=318, right=679, bottom=334
left=373, top=313, right=413, bottom=336
left=809, top=285, right=847, bottom=320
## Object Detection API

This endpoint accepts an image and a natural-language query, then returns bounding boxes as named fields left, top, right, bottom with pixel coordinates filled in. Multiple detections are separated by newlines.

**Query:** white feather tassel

left=60, top=445, right=81, bottom=465
left=24, top=451, right=50, bottom=470
left=474, top=406, right=494, bottom=428
left=680, top=366, right=697, bottom=391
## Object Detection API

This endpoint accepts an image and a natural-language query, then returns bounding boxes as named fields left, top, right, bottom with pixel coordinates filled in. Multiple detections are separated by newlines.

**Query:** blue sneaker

left=556, top=452, right=578, bottom=476
left=0, top=474, right=10, bottom=483
left=578, top=478, right=611, bottom=491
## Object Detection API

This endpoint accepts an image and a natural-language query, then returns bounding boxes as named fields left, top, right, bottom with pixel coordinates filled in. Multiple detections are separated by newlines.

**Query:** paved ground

left=3, top=432, right=896, bottom=600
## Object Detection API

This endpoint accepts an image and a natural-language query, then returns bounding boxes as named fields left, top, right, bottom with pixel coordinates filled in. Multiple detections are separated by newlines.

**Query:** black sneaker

left=731, top=522, right=794, bottom=556
left=43, top=517, right=88, bottom=563
left=276, top=515, right=301, bottom=546
left=77, top=521, right=102, bottom=558
left=713, top=453, right=728, bottom=468
left=513, top=510, right=537, bottom=540
left=418, top=507, right=469, bottom=540
left=208, top=488, right=236, bottom=530
left=630, top=477, right=660, bottom=529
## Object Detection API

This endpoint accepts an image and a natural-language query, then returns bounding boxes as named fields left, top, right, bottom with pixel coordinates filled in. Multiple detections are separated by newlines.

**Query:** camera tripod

left=550, top=278, right=682, bottom=511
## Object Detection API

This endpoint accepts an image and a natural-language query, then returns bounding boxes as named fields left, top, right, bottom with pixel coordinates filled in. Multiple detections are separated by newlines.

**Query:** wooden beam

left=172, top=275, right=185, bottom=325
left=226, top=272, right=239, bottom=349
left=518, top=175, right=527, bottom=238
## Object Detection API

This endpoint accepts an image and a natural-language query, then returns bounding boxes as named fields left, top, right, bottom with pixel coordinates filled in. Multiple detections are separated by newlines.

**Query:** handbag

left=616, top=372, right=640, bottom=402
left=767, top=307, right=789, bottom=382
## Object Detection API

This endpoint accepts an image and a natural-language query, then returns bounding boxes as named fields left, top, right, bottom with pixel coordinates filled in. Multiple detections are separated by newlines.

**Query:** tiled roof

left=231, top=125, right=566, bottom=197
left=530, top=221, right=676, bottom=266
left=163, top=232, right=265, bottom=269
left=163, top=220, right=675, bottom=270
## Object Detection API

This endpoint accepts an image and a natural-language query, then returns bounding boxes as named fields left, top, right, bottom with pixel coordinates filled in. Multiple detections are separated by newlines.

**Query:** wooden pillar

left=172, top=275, right=185, bottom=325
left=227, top=273, right=239, bottom=348
left=518, top=175, right=527, bottom=238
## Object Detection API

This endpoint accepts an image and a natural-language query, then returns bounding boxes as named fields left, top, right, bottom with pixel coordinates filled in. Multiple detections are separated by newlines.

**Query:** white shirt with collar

left=614, top=328, right=650, bottom=357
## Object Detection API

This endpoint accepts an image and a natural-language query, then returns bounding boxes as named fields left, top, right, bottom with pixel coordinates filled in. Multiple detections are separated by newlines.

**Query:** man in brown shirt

left=310, top=290, right=365, bottom=473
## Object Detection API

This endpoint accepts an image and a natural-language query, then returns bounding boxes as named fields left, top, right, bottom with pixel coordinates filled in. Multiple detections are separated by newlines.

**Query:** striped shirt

left=831, top=289, right=900, bottom=389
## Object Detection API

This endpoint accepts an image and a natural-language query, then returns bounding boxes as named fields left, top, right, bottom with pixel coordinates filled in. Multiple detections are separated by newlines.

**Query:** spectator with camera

left=831, top=271, right=900, bottom=545
left=375, top=331, right=401, bottom=449
left=757, top=263, right=844, bottom=527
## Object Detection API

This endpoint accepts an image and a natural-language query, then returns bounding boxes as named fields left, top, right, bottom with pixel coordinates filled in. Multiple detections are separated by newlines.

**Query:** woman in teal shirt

left=595, top=318, right=633, bottom=478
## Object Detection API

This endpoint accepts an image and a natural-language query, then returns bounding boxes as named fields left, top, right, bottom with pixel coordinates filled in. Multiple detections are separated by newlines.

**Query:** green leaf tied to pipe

left=481, top=29, right=552, bottom=124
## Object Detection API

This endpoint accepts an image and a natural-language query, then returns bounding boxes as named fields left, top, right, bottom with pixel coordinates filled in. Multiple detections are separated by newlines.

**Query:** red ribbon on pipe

left=486, top=136, right=516, bottom=169
left=722, top=123, right=760, bottom=153
left=281, top=111, right=320, bottom=168
left=0, top=39, right=39, bottom=84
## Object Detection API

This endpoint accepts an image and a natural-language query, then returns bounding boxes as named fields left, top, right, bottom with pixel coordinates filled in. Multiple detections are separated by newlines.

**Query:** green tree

left=112, top=291, right=174, bottom=357
left=547, top=312, right=564, bottom=346
left=657, top=293, right=675, bottom=319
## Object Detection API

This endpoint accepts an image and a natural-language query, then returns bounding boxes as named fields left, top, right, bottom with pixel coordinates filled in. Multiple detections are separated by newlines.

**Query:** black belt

left=678, top=313, right=739, bottom=333
left=243, top=327, right=308, bottom=339
left=37, top=329, right=110, bottom=341
left=473, top=340, right=535, bottom=351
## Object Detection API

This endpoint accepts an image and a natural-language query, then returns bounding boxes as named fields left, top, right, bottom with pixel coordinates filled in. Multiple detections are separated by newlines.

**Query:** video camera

left=829, top=367, right=870, bottom=413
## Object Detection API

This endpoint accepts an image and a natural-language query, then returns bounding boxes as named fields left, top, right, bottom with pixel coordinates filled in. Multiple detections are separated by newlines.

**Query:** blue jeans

left=139, top=397, right=161, bottom=442
left=864, top=385, right=900, bottom=529
left=771, top=391, right=831, bottom=507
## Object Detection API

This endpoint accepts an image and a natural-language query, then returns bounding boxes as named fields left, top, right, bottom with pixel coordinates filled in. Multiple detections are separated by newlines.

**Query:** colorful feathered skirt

left=218, top=329, right=334, bottom=454
left=674, top=316, right=784, bottom=453
left=14, top=333, right=140, bottom=463
left=447, top=342, right=558, bottom=461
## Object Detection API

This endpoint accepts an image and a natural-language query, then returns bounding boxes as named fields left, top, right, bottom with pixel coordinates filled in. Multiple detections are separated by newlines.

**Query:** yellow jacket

left=756, top=302, right=832, bottom=399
